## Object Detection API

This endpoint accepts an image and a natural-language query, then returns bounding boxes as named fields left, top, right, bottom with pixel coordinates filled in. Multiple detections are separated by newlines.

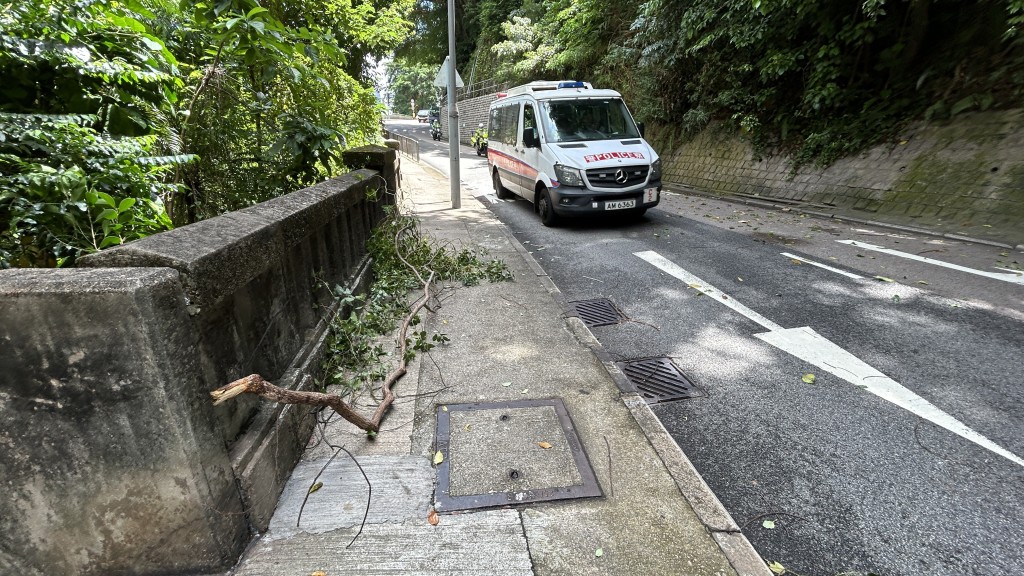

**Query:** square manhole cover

left=617, top=357, right=706, bottom=404
left=569, top=298, right=626, bottom=327
left=434, top=399, right=601, bottom=511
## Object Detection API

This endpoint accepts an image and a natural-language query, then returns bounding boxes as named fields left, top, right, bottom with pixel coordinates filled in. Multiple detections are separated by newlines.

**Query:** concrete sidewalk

left=227, top=158, right=770, bottom=576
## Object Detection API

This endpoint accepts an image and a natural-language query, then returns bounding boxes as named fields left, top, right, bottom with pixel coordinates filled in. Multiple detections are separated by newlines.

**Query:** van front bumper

left=548, top=182, right=662, bottom=216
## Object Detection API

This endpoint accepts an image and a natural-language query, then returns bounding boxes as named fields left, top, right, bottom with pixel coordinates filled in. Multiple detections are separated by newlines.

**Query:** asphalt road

left=387, top=119, right=1024, bottom=576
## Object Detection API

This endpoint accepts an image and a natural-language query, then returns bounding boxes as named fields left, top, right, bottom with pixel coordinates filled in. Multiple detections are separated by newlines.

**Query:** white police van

left=487, top=81, right=661, bottom=226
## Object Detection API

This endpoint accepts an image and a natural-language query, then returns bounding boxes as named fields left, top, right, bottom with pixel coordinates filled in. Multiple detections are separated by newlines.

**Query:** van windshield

left=540, top=99, right=641, bottom=143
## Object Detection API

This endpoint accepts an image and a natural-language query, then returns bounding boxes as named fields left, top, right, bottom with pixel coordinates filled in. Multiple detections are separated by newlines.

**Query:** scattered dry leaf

left=537, top=441, right=553, bottom=449
left=427, top=508, right=439, bottom=526
left=433, top=450, right=444, bottom=465
left=308, top=481, right=323, bottom=494
left=311, top=571, right=327, bottom=576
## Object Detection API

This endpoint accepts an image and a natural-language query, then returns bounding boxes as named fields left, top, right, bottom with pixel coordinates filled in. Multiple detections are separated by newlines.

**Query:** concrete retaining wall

left=0, top=147, right=398, bottom=576
left=659, top=110, right=1024, bottom=242
left=444, top=92, right=499, bottom=146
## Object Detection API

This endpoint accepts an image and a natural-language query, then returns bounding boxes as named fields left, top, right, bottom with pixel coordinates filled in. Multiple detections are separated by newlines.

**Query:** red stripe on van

left=488, top=149, right=539, bottom=180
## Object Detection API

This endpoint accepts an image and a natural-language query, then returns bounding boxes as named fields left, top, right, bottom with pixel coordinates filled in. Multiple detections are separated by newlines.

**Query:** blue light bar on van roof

left=557, top=81, right=586, bottom=89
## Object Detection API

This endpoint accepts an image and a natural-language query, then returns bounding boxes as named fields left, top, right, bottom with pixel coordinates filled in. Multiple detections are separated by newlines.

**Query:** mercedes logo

left=614, top=169, right=628, bottom=184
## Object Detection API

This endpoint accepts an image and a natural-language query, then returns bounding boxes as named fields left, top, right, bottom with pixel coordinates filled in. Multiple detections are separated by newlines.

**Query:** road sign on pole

left=434, top=56, right=464, bottom=89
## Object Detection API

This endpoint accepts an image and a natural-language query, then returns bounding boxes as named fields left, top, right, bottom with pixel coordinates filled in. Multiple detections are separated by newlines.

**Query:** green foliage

left=0, top=1, right=185, bottom=267
left=386, top=58, right=440, bottom=114
left=465, top=0, right=1024, bottom=167
left=319, top=209, right=511, bottom=394
left=2, top=0, right=415, bottom=266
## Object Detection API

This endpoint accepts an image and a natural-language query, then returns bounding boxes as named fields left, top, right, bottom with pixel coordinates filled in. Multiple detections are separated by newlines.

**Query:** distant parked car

left=416, top=109, right=430, bottom=122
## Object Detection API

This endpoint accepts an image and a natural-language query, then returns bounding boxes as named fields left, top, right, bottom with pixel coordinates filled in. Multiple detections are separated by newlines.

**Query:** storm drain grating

left=618, top=357, right=705, bottom=404
left=569, top=298, right=626, bottom=327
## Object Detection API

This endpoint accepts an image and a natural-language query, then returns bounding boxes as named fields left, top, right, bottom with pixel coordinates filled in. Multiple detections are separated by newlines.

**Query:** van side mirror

left=524, top=127, right=540, bottom=149
left=637, top=122, right=645, bottom=137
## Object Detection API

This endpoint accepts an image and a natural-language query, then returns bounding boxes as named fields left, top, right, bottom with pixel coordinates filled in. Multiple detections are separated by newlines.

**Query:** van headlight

left=554, top=164, right=584, bottom=187
left=650, top=159, right=662, bottom=180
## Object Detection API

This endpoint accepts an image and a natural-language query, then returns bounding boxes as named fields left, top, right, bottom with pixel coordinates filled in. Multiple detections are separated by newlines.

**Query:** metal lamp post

left=446, top=0, right=460, bottom=209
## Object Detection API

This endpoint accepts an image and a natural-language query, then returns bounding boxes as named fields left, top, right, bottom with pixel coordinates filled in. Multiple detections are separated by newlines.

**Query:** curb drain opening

left=569, top=298, right=626, bottom=328
left=617, top=357, right=706, bottom=404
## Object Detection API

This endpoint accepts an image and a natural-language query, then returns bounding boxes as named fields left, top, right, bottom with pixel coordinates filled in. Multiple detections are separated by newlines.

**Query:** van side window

left=523, top=104, right=536, bottom=143
left=490, top=107, right=501, bottom=143
left=502, top=104, right=519, bottom=146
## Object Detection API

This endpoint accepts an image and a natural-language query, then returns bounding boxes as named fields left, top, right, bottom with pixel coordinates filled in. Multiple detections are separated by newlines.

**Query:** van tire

left=493, top=170, right=513, bottom=200
left=538, top=190, right=559, bottom=227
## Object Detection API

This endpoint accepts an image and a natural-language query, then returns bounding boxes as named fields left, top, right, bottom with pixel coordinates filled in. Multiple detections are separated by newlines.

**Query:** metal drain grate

left=570, top=298, right=625, bottom=327
left=618, top=357, right=705, bottom=404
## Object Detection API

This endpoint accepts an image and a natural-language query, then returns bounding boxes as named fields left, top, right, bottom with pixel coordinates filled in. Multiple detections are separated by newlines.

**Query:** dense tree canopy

left=1, top=0, right=413, bottom=268
left=398, top=0, right=1024, bottom=165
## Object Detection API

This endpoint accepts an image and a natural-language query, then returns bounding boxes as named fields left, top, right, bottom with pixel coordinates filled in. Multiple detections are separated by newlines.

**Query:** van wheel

left=538, top=190, right=559, bottom=227
left=493, top=170, right=512, bottom=200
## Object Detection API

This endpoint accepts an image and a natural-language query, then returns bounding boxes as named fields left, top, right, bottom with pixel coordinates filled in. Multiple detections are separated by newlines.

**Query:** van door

left=519, top=103, right=542, bottom=197
left=505, top=103, right=525, bottom=194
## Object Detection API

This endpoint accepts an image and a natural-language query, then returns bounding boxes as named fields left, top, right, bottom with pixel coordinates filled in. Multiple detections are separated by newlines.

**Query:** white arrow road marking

left=838, top=240, right=1024, bottom=285
left=633, top=249, right=1024, bottom=468
left=757, top=327, right=1024, bottom=468
left=781, top=252, right=865, bottom=280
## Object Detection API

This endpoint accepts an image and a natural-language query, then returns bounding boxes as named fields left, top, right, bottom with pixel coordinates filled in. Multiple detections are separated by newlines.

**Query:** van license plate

left=605, top=199, right=636, bottom=210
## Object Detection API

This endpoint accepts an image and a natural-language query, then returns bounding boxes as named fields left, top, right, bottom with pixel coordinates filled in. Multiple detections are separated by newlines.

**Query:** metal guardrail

left=457, top=77, right=510, bottom=100
left=383, top=130, right=419, bottom=162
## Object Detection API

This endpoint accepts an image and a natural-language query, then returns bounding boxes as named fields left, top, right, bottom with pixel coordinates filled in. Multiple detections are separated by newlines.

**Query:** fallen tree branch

left=209, top=264, right=436, bottom=434
left=212, top=374, right=376, bottom=430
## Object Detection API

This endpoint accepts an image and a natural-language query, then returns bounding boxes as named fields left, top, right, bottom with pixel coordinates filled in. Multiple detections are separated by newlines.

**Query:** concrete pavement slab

left=264, top=455, right=432, bottom=540
left=232, top=510, right=532, bottom=575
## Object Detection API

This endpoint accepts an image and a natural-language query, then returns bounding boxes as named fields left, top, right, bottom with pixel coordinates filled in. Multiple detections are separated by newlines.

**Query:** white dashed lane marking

left=838, top=240, right=1024, bottom=285
left=781, top=252, right=865, bottom=280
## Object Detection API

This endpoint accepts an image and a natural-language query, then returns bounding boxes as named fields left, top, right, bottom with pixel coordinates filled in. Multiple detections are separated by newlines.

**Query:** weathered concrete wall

left=444, top=92, right=499, bottom=145
left=659, top=110, right=1024, bottom=243
left=0, top=147, right=398, bottom=575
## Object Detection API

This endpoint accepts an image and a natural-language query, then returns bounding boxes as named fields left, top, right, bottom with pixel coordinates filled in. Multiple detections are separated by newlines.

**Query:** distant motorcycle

left=471, top=123, right=488, bottom=156
left=430, top=120, right=442, bottom=141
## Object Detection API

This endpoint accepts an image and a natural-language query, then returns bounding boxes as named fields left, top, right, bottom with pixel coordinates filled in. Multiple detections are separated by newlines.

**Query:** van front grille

left=585, top=165, right=649, bottom=189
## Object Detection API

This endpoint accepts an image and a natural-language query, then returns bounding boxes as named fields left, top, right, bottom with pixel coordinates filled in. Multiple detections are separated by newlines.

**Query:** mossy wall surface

left=660, top=110, right=1024, bottom=238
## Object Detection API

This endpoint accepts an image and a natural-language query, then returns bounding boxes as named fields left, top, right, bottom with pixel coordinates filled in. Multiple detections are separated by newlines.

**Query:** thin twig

left=627, top=317, right=661, bottom=332
left=297, top=447, right=344, bottom=528
left=603, top=435, right=613, bottom=498
left=739, top=511, right=812, bottom=531
left=500, top=295, right=527, bottom=309
left=913, top=420, right=947, bottom=462
left=426, top=349, right=448, bottom=391
left=339, top=446, right=371, bottom=549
